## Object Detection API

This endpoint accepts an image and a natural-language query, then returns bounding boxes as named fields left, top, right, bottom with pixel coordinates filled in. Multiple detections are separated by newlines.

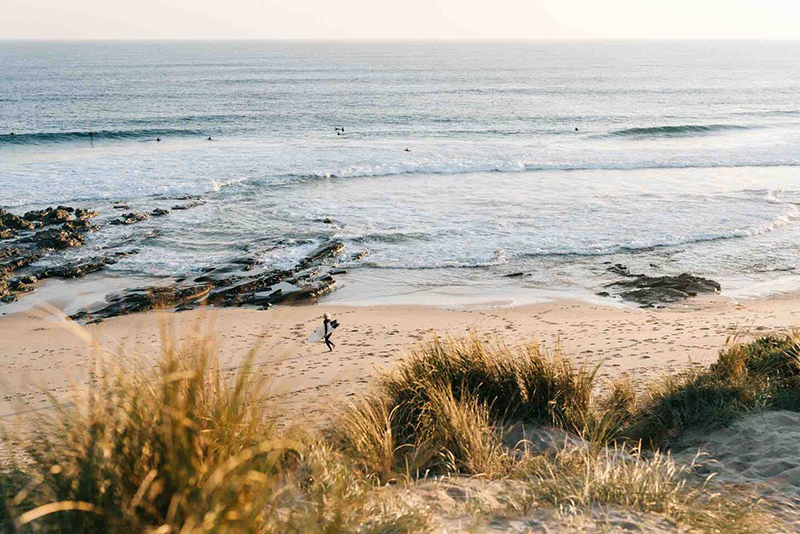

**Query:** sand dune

left=678, top=411, right=800, bottom=494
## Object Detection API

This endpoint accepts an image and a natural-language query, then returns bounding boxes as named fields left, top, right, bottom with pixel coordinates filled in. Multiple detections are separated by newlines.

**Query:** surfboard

left=307, top=320, right=339, bottom=343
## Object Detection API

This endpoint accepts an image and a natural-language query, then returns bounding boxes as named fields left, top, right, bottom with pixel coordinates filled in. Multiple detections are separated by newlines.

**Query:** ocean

left=2, top=40, right=800, bottom=308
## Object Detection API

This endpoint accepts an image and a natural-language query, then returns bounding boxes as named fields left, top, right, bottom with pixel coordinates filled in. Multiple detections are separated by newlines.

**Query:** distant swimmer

left=207, top=136, right=212, bottom=141
left=334, top=126, right=345, bottom=135
left=9, top=132, right=14, bottom=136
left=404, top=148, right=411, bottom=152
left=575, top=127, right=579, bottom=132
left=89, top=131, right=94, bottom=138
left=156, top=137, right=161, bottom=142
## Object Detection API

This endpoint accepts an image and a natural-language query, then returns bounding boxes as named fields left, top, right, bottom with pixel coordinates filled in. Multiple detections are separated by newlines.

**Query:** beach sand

left=3, top=294, right=800, bottom=427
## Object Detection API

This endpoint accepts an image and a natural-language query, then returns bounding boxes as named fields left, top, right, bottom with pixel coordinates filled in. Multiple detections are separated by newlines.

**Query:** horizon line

left=2, top=37, right=800, bottom=43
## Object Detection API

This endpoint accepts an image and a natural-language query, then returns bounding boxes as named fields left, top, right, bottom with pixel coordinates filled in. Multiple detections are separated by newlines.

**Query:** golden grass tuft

left=0, top=318, right=426, bottom=534
left=509, top=444, right=783, bottom=533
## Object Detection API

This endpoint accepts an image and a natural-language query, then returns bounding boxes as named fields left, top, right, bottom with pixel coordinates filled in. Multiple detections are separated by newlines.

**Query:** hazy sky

left=3, top=0, right=800, bottom=40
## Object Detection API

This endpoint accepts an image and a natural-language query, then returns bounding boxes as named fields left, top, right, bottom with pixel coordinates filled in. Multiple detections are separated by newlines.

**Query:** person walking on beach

left=323, top=312, right=336, bottom=352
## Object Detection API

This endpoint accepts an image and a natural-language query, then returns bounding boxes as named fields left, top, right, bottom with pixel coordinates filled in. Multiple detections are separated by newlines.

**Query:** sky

left=2, top=0, right=800, bottom=40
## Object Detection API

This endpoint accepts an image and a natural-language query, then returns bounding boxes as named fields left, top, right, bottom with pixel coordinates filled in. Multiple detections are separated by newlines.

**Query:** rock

left=0, top=207, right=102, bottom=307
left=607, top=263, right=638, bottom=277
left=604, top=272, right=721, bottom=307
left=349, top=249, right=370, bottom=262
left=74, top=282, right=213, bottom=322
left=113, top=204, right=130, bottom=210
left=0, top=251, right=42, bottom=275
left=0, top=210, right=35, bottom=230
left=41, top=257, right=111, bottom=279
left=0, top=228, right=17, bottom=239
left=22, top=206, right=96, bottom=226
left=63, top=219, right=99, bottom=232
left=0, top=248, right=21, bottom=261
left=0, top=250, right=44, bottom=305
left=8, top=278, right=34, bottom=292
left=505, top=272, right=525, bottom=278
left=69, top=239, right=349, bottom=321
left=37, top=250, right=137, bottom=280
left=172, top=201, right=204, bottom=210
left=322, top=218, right=334, bottom=224
left=22, top=207, right=72, bottom=225
left=329, top=268, right=347, bottom=275
left=43, top=208, right=72, bottom=225
left=23, top=209, right=45, bottom=221
left=151, top=208, right=170, bottom=217
left=296, top=240, right=344, bottom=269
left=206, top=269, right=294, bottom=307
left=111, top=212, right=149, bottom=225
left=33, top=227, right=84, bottom=249
left=75, top=208, right=99, bottom=220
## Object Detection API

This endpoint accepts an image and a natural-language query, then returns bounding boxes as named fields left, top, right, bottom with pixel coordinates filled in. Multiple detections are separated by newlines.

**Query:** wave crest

left=0, top=128, right=204, bottom=145
left=604, top=124, right=752, bottom=138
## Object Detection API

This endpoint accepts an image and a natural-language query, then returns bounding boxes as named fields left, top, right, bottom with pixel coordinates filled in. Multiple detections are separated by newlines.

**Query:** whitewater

left=2, top=40, right=800, bottom=306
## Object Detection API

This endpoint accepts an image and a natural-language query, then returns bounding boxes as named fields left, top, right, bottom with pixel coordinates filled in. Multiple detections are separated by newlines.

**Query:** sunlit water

left=2, top=41, right=800, bottom=307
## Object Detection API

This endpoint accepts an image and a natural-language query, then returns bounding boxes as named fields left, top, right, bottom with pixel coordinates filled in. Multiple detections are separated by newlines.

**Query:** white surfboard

left=307, top=320, right=339, bottom=343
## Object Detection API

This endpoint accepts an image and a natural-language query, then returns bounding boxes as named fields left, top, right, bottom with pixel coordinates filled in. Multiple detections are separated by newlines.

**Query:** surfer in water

left=323, top=313, right=336, bottom=352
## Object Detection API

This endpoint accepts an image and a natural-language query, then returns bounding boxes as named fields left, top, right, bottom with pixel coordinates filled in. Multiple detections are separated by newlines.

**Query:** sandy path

left=2, top=295, right=800, bottom=426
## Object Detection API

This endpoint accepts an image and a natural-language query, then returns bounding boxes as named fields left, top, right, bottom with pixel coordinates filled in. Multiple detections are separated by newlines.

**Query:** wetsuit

left=323, top=319, right=335, bottom=351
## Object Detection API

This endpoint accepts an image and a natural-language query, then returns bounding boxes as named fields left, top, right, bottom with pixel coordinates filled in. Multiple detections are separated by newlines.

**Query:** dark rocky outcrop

left=37, top=251, right=135, bottom=279
left=601, top=265, right=721, bottom=307
left=63, top=218, right=100, bottom=233
left=0, top=206, right=103, bottom=303
left=75, top=208, right=99, bottom=220
left=22, top=207, right=72, bottom=225
left=607, top=263, right=637, bottom=277
left=172, top=201, right=204, bottom=211
left=349, top=250, right=370, bottom=262
left=0, top=249, right=43, bottom=303
left=33, top=227, right=85, bottom=249
left=71, top=283, right=214, bottom=322
left=111, top=212, right=149, bottom=225
left=72, top=239, right=347, bottom=322
left=3, top=203, right=348, bottom=320
left=1, top=209, right=36, bottom=231
left=297, top=240, right=345, bottom=269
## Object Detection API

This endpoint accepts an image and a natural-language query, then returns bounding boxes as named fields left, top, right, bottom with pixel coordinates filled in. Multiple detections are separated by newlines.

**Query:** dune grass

left=331, top=335, right=596, bottom=479
left=627, top=334, right=800, bottom=448
left=2, top=325, right=799, bottom=533
left=0, top=321, right=426, bottom=534
left=509, top=444, right=781, bottom=533
left=331, top=333, right=799, bottom=532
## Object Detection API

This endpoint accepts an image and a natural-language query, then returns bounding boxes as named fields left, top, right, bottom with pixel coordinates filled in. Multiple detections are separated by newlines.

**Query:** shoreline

left=3, top=292, right=800, bottom=426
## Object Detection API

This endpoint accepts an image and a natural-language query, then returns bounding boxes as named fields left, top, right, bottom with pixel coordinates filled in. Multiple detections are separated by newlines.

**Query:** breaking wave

left=0, top=128, right=205, bottom=145
left=604, top=124, right=753, bottom=138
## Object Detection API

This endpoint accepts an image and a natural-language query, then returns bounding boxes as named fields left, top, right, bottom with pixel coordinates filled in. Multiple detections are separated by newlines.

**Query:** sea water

left=1, top=41, right=800, bottom=307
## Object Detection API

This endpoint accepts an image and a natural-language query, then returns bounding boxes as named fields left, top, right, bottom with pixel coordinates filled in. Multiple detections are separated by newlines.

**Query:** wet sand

left=2, top=295, right=800, bottom=426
